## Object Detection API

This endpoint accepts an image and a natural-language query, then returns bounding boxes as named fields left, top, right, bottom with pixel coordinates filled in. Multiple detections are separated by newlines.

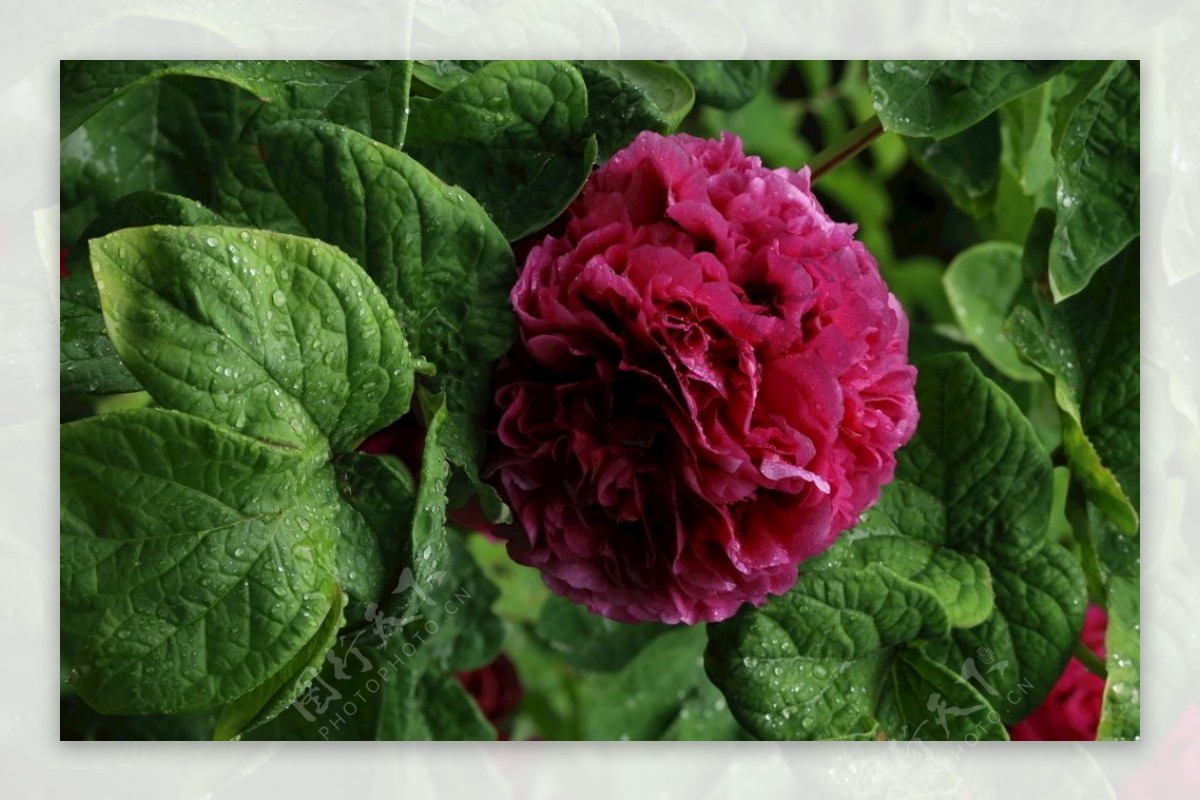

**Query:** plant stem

left=809, top=116, right=885, bottom=183
left=1074, top=640, right=1108, bottom=680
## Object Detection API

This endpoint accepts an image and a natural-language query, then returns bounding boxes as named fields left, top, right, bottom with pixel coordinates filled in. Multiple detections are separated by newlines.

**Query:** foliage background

left=57, top=59, right=1139, bottom=744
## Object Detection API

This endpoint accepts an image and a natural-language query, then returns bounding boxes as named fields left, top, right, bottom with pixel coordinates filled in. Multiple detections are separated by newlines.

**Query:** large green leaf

left=213, top=588, right=346, bottom=740
left=89, top=225, right=414, bottom=454
left=809, top=534, right=993, bottom=630
left=218, top=119, right=513, bottom=419
left=61, top=192, right=223, bottom=396
left=245, top=640, right=495, bottom=741
left=667, top=60, right=771, bottom=111
left=999, top=82, right=1056, bottom=206
left=904, top=113, right=1000, bottom=218
left=537, top=595, right=670, bottom=672
left=582, top=626, right=742, bottom=740
left=942, top=242, right=1040, bottom=381
left=705, top=563, right=951, bottom=741
left=324, top=60, right=414, bottom=149
left=947, top=540, right=1087, bottom=722
left=334, top=452, right=417, bottom=593
left=1098, top=575, right=1140, bottom=740
left=897, top=355, right=1085, bottom=722
left=60, top=76, right=260, bottom=247
left=878, top=650, right=1008, bottom=741
left=867, top=60, right=1069, bottom=139
left=897, top=354, right=1055, bottom=556
left=61, top=60, right=364, bottom=138
left=418, top=533, right=505, bottom=673
left=1048, top=60, right=1139, bottom=300
left=340, top=400, right=504, bottom=673
left=576, top=61, right=695, bottom=159
left=410, top=60, right=490, bottom=94
left=61, top=409, right=349, bottom=714
left=403, top=60, right=597, bottom=240
left=465, top=536, right=550, bottom=625
left=1005, top=248, right=1139, bottom=533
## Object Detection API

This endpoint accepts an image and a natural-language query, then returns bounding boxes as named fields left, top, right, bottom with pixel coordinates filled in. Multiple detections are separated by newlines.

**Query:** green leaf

left=324, top=60, right=413, bottom=149
left=436, top=407, right=512, bottom=525
left=214, top=589, right=346, bottom=740
left=410, top=60, right=489, bottom=94
left=694, top=89, right=808, bottom=170
left=465, top=536, right=550, bottom=625
left=388, top=668, right=497, bottom=740
left=576, top=61, right=695, bottom=159
left=904, top=114, right=1000, bottom=218
left=246, top=639, right=495, bottom=741
left=1097, top=575, right=1140, bottom=740
left=879, top=256, right=955, bottom=328
left=810, top=535, right=994, bottom=630
left=354, top=401, right=503, bottom=672
left=60, top=75, right=260, bottom=247
left=659, top=677, right=748, bottom=741
left=667, top=60, right=771, bottom=111
left=879, top=650, right=1008, bottom=741
left=868, top=60, right=1070, bottom=139
left=404, top=60, right=598, bottom=240
left=897, top=353, right=1055, bottom=556
left=399, top=397, right=453, bottom=618
left=62, top=192, right=224, bottom=396
left=61, top=275, right=143, bottom=397
left=334, top=452, right=417, bottom=588
left=218, top=119, right=514, bottom=418
left=537, top=595, right=670, bottom=672
left=418, top=533, right=505, bottom=673
left=1085, top=503, right=1140, bottom=586
left=705, top=563, right=950, bottom=741
left=948, top=540, right=1087, bottom=722
left=1048, top=60, right=1139, bottom=300
left=999, top=82, right=1056, bottom=205
left=581, top=626, right=738, bottom=740
left=1004, top=248, right=1139, bottom=532
left=60, top=694, right=218, bottom=741
left=896, top=354, right=1086, bottom=723
left=943, top=242, right=1041, bottom=381
left=89, top=224, right=414, bottom=454
left=61, top=60, right=365, bottom=138
left=61, top=409, right=347, bottom=714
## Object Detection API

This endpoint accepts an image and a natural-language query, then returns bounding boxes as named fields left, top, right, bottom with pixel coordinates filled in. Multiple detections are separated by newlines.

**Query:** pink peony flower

left=487, top=131, right=918, bottom=625
left=1010, top=604, right=1108, bottom=740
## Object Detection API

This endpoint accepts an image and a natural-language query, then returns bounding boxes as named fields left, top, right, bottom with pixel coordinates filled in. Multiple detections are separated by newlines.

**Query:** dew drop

left=272, top=290, right=287, bottom=307
left=234, top=547, right=246, bottom=557
left=239, top=230, right=251, bottom=242
left=205, top=236, right=219, bottom=248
